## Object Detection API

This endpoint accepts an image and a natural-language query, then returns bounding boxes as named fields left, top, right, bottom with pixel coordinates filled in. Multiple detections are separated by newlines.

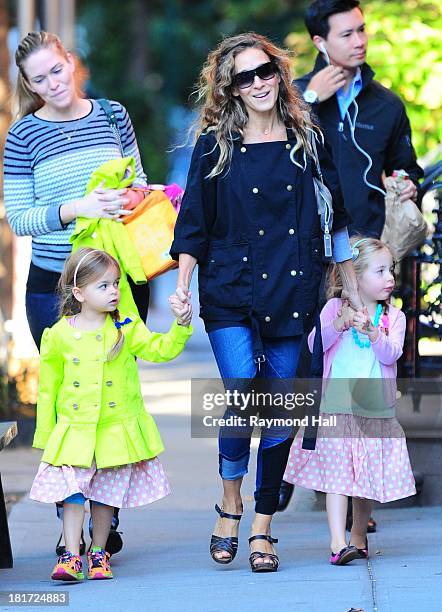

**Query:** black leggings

left=255, top=437, right=294, bottom=515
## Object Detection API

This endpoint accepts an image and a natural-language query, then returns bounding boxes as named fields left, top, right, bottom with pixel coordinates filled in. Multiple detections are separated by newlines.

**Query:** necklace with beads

left=351, top=303, right=382, bottom=349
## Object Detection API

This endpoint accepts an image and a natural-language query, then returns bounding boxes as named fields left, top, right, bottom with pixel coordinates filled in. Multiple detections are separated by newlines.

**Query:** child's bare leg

left=349, top=497, right=373, bottom=549
left=90, top=503, right=114, bottom=549
left=63, top=503, right=85, bottom=555
left=326, top=493, right=348, bottom=552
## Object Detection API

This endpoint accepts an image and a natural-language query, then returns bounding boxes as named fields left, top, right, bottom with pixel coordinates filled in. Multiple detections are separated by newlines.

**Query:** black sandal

left=210, top=504, right=242, bottom=564
left=55, top=530, right=86, bottom=556
left=248, top=535, right=279, bottom=573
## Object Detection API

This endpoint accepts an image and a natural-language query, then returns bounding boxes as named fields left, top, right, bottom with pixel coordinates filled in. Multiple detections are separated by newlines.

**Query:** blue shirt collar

left=336, top=68, right=362, bottom=120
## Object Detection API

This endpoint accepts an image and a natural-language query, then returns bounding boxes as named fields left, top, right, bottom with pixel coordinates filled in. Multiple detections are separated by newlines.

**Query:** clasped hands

left=334, top=300, right=379, bottom=343
left=168, top=286, right=192, bottom=327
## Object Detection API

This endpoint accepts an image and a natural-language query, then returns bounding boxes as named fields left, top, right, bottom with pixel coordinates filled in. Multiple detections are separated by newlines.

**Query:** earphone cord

left=345, top=99, right=387, bottom=197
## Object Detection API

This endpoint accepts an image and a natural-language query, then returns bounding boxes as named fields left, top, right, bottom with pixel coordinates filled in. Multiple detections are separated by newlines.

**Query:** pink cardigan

left=308, top=298, right=406, bottom=383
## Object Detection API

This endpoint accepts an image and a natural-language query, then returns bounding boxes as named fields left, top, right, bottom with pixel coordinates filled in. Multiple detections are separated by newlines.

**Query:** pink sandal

left=329, top=545, right=358, bottom=566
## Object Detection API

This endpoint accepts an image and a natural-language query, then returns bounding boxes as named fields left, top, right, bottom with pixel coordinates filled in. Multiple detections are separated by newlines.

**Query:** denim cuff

left=332, top=226, right=352, bottom=262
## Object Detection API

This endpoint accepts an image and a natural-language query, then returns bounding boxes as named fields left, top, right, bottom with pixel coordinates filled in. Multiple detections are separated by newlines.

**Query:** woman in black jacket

left=171, top=32, right=361, bottom=572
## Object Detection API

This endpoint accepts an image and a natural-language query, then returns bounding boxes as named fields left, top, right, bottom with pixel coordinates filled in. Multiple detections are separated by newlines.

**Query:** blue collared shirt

left=336, top=68, right=362, bottom=119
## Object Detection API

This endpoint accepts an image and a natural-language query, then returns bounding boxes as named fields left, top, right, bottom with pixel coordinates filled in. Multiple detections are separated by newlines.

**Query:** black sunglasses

left=232, top=61, right=277, bottom=90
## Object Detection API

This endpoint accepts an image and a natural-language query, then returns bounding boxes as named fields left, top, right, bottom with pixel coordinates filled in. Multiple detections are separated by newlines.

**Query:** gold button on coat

left=265, top=316, right=271, bottom=322
left=289, top=228, right=295, bottom=235
left=293, top=312, right=299, bottom=318
left=243, top=256, right=248, bottom=262
left=258, top=229, right=265, bottom=236
left=291, top=270, right=297, bottom=276
left=252, top=187, right=259, bottom=194
left=286, top=185, right=293, bottom=191
left=240, top=146, right=247, bottom=153
left=285, top=143, right=291, bottom=150
left=262, top=273, right=268, bottom=279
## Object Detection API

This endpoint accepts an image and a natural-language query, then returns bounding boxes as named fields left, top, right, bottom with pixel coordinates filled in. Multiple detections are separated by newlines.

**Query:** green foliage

left=77, top=0, right=169, bottom=180
left=77, top=0, right=440, bottom=170
left=286, top=0, right=442, bottom=158
left=77, top=0, right=306, bottom=179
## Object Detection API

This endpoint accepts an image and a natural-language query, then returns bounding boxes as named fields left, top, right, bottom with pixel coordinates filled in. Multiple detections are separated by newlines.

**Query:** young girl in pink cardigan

left=284, top=237, right=415, bottom=565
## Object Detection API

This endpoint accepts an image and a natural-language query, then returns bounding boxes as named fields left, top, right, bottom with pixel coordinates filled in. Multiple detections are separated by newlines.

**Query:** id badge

left=324, top=232, right=332, bottom=258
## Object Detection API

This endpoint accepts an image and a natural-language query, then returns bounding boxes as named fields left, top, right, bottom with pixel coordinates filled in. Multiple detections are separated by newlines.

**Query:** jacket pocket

left=199, top=242, right=252, bottom=308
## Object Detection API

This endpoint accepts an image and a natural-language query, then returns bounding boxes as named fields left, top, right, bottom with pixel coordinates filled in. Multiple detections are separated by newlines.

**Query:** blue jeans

left=25, top=291, right=60, bottom=350
left=208, top=326, right=302, bottom=514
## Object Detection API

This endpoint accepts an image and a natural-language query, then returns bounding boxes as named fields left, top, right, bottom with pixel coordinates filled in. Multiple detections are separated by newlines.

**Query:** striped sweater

left=3, top=99, right=147, bottom=273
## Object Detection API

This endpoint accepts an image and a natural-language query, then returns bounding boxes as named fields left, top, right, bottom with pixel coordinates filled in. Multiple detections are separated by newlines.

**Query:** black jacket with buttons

left=295, top=56, right=424, bottom=237
left=170, top=129, right=351, bottom=353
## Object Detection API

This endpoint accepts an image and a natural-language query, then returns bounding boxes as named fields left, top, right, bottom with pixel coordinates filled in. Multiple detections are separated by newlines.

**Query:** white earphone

left=317, top=41, right=386, bottom=197
left=319, top=42, right=330, bottom=64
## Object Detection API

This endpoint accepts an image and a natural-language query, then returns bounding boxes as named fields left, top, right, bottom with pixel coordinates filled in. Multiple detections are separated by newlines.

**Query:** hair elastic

left=73, top=250, right=100, bottom=287
left=351, top=238, right=370, bottom=262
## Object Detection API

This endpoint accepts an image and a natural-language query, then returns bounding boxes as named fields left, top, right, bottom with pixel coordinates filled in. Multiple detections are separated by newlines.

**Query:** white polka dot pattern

left=283, top=414, right=416, bottom=503
left=29, top=458, right=170, bottom=508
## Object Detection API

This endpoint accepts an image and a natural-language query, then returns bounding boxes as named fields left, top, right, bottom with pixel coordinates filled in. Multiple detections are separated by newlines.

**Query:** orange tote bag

left=123, top=190, right=178, bottom=280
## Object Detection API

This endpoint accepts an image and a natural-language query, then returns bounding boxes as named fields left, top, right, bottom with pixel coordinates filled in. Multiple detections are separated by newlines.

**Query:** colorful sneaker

left=51, top=551, right=84, bottom=581
left=87, top=547, right=113, bottom=580
left=329, top=545, right=359, bottom=566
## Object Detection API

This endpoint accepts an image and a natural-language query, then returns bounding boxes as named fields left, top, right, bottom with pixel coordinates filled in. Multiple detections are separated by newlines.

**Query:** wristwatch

left=303, top=89, right=319, bottom=104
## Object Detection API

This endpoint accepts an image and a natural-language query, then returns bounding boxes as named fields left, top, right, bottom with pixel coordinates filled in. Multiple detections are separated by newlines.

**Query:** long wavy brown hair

left=192, top=32, right=319, bottom=178
left=14, top=31, right=87, bottom=120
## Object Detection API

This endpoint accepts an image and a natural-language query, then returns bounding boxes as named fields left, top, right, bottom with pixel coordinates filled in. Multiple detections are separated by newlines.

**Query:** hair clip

left=351, top=238, right=370, bottom=262
left=114, top=317, right=132, bottom=330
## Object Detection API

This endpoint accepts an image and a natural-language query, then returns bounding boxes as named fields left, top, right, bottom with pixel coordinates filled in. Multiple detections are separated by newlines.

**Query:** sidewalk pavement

left=1, top=320, right=442, bottom=612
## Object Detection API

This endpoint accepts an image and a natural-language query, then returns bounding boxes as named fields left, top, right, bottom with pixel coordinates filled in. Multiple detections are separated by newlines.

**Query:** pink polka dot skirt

left=284, top=414, right=416, bottom=503
left=30, top=457, right=170, bottom=508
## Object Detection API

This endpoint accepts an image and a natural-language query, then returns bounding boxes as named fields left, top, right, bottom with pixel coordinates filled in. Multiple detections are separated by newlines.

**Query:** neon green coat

left=33, top=314, right=192, bottom=468
left=70, top=157, right=146, bottom=314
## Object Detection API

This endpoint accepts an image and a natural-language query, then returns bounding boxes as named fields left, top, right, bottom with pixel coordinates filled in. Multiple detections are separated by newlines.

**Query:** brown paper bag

left=381, top=176, right=427, bottom=261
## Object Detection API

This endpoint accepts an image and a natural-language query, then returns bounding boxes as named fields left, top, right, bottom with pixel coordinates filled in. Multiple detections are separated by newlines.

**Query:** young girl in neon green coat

left=30, top=248, right=192, bottom=582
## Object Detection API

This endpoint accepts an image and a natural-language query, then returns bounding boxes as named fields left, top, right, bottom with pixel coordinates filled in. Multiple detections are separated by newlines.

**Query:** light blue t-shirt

left=321, top=329, right=395, bottom=418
